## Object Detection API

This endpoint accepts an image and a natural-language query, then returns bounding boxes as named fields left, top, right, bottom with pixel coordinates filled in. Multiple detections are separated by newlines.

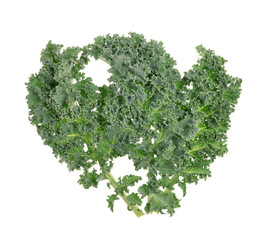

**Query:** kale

left=26, top=33, right=242, bottom=217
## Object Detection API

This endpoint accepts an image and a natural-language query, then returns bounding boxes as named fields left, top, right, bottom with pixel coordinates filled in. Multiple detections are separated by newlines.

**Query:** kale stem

left=84, top=139, right=144, bottom=217
left=99, top=56, right=111, bottom=65
left=104, top=172, right=145, bottom=217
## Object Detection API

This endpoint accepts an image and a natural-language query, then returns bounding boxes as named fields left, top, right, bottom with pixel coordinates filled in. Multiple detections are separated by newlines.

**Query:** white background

left=1, top=0, right=263, bottom=239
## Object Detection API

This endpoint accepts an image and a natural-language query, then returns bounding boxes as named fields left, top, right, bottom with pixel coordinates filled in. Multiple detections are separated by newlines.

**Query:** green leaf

left=138, top=184, right=149, bottom=197
left=127, top=193, right=142, bottom=206
left=145, top=191, right=180, bottom=216
left=78, top=169, right=101, bottom=189
left=108, top=127, right=134, bottom=137
left=107, top=194, right=119, bottom=212
left=120, top=174, right=142, bottom=187
left=178, top=181, right=187, bottom=196
left=210, top=142, right=227, bottom=152
left=52, top=86, right=68, bottom=106
left=155, top=130, right=170, bottom=145
left=96, top=135, right=112, bottom=157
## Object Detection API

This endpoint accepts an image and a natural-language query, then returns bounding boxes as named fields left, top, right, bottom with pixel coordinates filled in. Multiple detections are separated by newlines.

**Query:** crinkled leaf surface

left=26, top=33, right=242, bottom=216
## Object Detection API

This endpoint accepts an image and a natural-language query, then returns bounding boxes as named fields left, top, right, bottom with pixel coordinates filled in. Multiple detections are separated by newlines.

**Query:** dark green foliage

left=26, top=33, right=242, bottom=217
left=127, top=193, right=142, bottom=206
left=107, top=194, right=119, bottom=212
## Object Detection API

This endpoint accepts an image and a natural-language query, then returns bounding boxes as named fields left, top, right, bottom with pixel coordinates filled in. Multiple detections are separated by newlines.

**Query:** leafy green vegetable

left=26, top=33, right=242, bottom=217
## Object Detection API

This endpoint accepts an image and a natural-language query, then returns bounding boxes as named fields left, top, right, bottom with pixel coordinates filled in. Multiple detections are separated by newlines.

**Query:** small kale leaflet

left=26, top=33, right=242, bottom=217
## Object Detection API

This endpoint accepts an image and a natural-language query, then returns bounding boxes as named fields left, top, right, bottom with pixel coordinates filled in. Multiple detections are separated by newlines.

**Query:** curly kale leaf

left=26, top=34, right=242, bottom=217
